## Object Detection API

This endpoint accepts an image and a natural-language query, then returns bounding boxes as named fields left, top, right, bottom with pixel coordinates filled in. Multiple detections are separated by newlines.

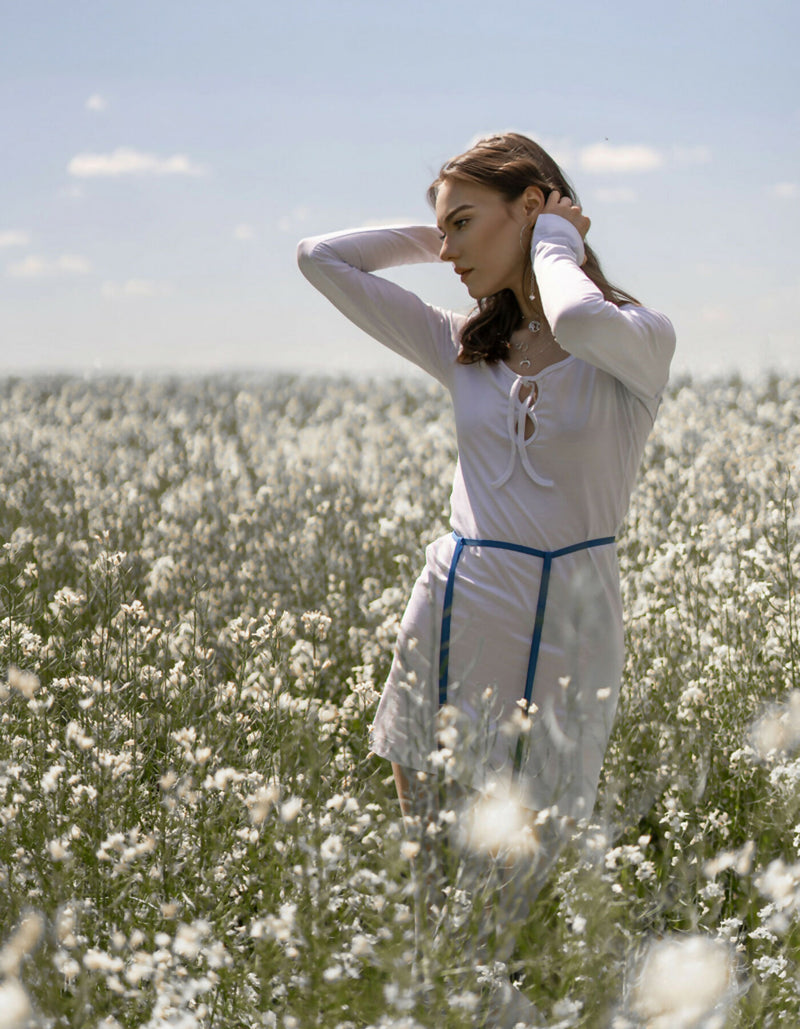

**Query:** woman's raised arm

left=531, top=212, right=676, bottom=407
left=297, top=225, right=461, bottom=384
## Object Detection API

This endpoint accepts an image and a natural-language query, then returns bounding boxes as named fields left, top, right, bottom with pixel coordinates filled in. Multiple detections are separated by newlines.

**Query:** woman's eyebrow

left=437, top=203, right=474, bottom=232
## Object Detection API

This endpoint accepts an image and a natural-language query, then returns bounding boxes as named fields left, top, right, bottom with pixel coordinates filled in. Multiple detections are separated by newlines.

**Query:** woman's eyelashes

left=439, top=219, right=469, bottom=241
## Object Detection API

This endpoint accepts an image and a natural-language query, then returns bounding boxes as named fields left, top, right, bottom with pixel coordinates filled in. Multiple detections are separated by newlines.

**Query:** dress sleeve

left=531, top=214, right=676, bottom=406
left=297, top=225, right=461, bottom=386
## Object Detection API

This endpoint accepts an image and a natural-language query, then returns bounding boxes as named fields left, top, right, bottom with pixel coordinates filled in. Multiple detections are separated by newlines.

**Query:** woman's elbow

left=296, top=237, right=316, bottom=272
left=297, top=237, right=330, bottom=286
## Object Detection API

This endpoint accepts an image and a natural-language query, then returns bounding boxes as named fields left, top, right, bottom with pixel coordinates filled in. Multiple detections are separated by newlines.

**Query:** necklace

left=511, top=317, right=548, bottom=370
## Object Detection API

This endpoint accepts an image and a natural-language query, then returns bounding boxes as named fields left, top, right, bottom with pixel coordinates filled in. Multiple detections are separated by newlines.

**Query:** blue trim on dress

left=437, top=531, right=616, bottom=776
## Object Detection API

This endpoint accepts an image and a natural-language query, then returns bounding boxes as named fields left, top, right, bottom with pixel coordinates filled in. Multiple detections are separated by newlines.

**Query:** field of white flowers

left=0, top=372, right=799, bottom=1029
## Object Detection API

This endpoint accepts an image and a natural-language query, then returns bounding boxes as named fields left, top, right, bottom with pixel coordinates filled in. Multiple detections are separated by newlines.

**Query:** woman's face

left=435, top=178, right=532, bottom=301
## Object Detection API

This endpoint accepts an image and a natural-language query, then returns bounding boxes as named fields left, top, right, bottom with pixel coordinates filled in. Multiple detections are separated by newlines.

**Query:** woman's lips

left=455, top=268, right=472, bottom=282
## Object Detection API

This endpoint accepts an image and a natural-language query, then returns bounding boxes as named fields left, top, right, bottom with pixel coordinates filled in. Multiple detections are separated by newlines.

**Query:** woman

left=298, top=132, right=674, bottom=996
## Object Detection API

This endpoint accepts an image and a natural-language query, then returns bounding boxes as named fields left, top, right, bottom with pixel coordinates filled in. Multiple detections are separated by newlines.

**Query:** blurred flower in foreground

left=0, top=979, right=32, bottom=1029
left=703, top=839, right=756, bottom=879
left=755, top=858, right=800, bottom=932
left=628, top=934, right=734, bottom=1028
left=750, top=690, right=800, bottom=760
left=458, top=778, right=540, bottom=859
left=0, top=911, right=44, bottom=977
left=5, top=666, right=40, bottom=700
left=245, top=783, right=280, bottom=825
left=280, top=796, right=303, bottom=823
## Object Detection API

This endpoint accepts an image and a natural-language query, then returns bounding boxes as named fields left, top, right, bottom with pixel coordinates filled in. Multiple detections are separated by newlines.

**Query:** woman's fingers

left=543, top=190, right=591, bottom=239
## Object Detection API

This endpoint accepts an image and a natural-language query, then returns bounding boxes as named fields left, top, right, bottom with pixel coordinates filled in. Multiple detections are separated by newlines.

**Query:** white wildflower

left=0, top=911, right=44, bottom=977
left=751, top=690, right=800, bottom=759
left=49, top=586, right=86, bottom=614
left=301, top=610, right=332, bottom=640
left=53, top=950, right=81, bottom=981
left=629, top=934, right=734, bottom=1028
left=320, top=833, right=344, bottom=865
left=704, top=840, right=756, bottom=878
left=755, top=857, right=800, bottom=931
left=245, top=783, right=280, bottom=825
left=83, top=949, right=124, bottom=972
left=125, top=953, right=155, bottom=985
left=280, top=796, right=303, bottom=822
left=436, top=723, right=460, bottom=750
left=205, top=766, right=245, bottom=791
left=173, top=921, right=209, bottom=961
left=508, top=705, right=534, bottom=734
left=458, top=777, right=539, bottom=859
left=323, top=963, right=343, bottom=982
left=261, top=903, right=297, bottom=944
left=65, top=720, right=95, bottom=751
left=41, top=764, right=65, bottom=794
left=350, top=934, right=374, bottom=958
left=752, top=953, right=788, bottom=980
left=6, top=666, right=39, bottom=700
left=48, top=838, right=70, bottom=861
left=0, top=979, right=31, bottom=1029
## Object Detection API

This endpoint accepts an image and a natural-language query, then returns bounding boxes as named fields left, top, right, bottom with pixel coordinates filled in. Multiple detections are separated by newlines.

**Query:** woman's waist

left=425, top=525, right=617, bottom=579
left=445, top=510, right=618, bottom=554
left=424, top=528, right=619, bottom=618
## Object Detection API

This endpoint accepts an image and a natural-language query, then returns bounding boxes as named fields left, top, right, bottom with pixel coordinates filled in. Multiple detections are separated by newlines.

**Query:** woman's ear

left=522, top=186, right=546, bottom=221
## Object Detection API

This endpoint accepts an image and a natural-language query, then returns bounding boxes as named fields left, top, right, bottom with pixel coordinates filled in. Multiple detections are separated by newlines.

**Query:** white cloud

left=483, top=133, right=708, bottom=179
left=0, top=230, right=30, bottom=248
left=68, top=147, right=206, bottom=178
left=56, top=255, right=91, bottom=274
left=85, top=94, right=108, bottom=113
left=102, top=279, right=173, bottom=299
left=592, top=187, right=638, bottom=204
left=772, top=182, right=798, bottom=200
left=579, top=142, right=664, bottom=174
left=233, top=223, right=256, bottom=241
left=7, top=254, right=91, bottom=278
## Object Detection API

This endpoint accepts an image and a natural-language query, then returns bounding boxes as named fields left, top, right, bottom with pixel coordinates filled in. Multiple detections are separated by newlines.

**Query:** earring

left=519, top=218, right=537, bottom=254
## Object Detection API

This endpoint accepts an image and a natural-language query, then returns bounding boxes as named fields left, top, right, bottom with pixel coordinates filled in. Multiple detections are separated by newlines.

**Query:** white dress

left=297, top=215, right=675, bottom=820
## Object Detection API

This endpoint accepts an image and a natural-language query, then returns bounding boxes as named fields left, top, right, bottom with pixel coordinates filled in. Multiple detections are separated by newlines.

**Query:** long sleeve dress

left=297, top=215, right=675, bottom=822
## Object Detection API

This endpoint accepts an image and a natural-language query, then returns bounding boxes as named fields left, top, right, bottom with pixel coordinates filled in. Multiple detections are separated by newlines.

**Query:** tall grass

left=0, top=373, right=798, bottom=1028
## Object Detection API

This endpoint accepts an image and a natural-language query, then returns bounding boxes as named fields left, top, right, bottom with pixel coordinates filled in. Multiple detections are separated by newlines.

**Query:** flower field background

left=0, top=373, right=799, bottom=1028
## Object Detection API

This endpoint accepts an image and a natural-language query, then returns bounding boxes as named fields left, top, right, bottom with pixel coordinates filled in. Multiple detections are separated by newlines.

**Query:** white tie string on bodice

left=491, top=375, right=554, bottom=488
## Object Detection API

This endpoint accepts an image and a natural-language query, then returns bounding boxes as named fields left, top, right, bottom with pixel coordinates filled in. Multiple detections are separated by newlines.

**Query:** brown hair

left=427, top=132, right=640, bottom=364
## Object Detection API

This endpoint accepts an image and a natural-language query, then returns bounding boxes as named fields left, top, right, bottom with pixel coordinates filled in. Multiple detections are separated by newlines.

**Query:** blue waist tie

left=438, top=531, right=616, bottom=713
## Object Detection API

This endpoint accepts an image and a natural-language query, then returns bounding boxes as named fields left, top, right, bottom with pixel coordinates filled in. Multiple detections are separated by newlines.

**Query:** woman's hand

left=543, top=190, right=591, bottom=239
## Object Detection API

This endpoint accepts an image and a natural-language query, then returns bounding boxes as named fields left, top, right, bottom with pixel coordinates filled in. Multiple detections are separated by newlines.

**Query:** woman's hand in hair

left=543, top=190, right=591, bottom=239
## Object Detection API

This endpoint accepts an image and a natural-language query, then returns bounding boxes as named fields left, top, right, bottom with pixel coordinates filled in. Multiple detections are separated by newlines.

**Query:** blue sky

left=1, top=0, right=798, bottom=379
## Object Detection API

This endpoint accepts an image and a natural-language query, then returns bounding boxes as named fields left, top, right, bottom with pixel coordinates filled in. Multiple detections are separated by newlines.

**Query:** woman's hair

left=427, top=132, right=640, bottom=365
